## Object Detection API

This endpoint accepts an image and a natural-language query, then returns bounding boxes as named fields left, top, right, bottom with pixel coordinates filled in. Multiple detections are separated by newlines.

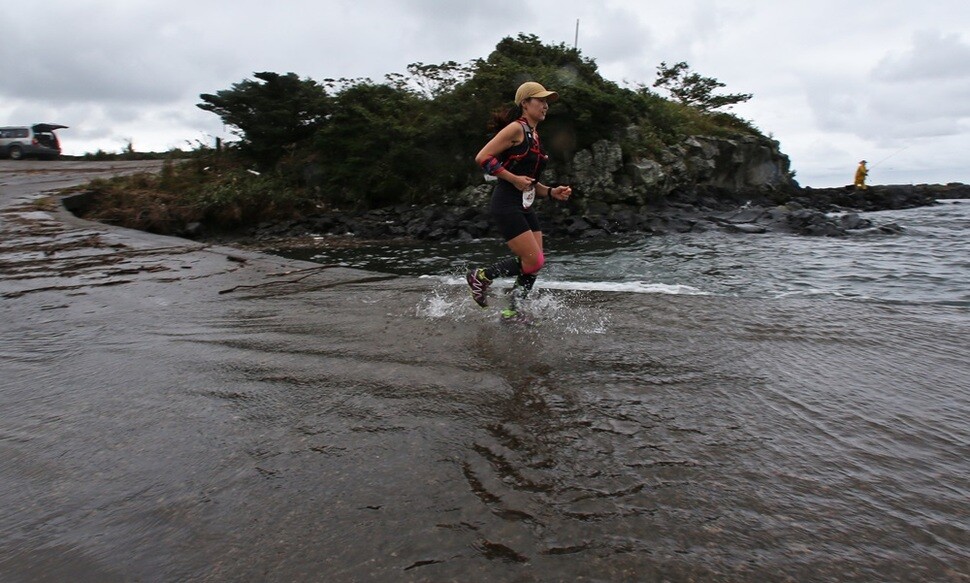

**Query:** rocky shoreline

left=62, top=134, right=966, bottom=247
left=224, top=182, right=967, bottom=247
left=208, top=132, right=967, bottom=246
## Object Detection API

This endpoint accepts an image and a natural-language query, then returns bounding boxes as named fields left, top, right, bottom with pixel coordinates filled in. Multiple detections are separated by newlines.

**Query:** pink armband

left=481, top=156, right=503, bottom=176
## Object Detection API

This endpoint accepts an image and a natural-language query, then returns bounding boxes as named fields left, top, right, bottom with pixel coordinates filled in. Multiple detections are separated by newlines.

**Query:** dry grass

left=81, top=180, right=202, bottom=234
left=77, top=157, right=308, bottom=235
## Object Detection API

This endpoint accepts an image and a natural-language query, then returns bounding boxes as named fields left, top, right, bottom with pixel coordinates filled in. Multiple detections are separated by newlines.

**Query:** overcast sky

left=3, top=0, right=968, bottom=187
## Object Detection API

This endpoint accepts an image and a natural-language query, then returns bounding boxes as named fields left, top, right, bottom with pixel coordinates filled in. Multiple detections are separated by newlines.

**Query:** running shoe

left=500, top=308, right=534, bottom=325
left=466, top=268, right=491, bottom=307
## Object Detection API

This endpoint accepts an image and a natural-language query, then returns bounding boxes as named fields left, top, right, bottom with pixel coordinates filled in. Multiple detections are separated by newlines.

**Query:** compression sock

left=508, top=272, right=537, bottom=311
left=482, top=257, right=522, bottom=281
left=514, top=273, right=537, bottom=294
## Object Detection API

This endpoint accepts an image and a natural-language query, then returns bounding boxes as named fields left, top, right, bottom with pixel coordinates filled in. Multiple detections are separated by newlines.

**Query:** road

left=0, top=160, right=480, bottom=582
left=1, top=161, right=621, bottom=582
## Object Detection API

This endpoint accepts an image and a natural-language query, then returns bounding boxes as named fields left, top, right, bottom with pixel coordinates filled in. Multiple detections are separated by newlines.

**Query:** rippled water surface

left=2, top=192, right=968, bottom=582
left=282, top=200, right=970, bottom=308
left=273, top=201, right=970, bottom=580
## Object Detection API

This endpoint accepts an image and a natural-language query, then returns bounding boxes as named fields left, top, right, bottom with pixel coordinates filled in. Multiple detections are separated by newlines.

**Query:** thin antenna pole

left=574, top=19, right=579, bottom=49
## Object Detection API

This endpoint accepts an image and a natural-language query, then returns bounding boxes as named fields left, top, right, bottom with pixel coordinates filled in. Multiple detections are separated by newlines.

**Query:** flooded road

left=1, top=162, right=967, bottom=582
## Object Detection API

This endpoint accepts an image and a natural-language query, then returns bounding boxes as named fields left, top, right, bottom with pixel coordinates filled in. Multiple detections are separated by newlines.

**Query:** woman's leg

left=467, top=209, right=543, bottom=308
left=467, top=230, right=545, bottom=308
left=505, top=230, right=543, bottom=272
left=506, top=231, right=543, bottom=311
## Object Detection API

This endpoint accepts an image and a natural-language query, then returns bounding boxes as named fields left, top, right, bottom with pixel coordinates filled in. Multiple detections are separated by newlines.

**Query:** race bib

left=522, top=187, right=535, bottom=209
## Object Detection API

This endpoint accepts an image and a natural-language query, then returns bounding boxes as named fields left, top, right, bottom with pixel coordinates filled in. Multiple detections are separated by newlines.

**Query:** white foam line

left=422, top=275, right=708, bottom=296
left=543, top=280, right=708, bottom=295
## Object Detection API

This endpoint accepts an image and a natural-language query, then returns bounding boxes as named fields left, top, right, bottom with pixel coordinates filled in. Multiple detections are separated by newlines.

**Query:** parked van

left=0, top=123, right=68, bottom=160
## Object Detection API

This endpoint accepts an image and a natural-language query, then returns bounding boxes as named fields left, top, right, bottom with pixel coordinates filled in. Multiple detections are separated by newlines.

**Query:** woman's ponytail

left=487, top=104, right=523, bottom=133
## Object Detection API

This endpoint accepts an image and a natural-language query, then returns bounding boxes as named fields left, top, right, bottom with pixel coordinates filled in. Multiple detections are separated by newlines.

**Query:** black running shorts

left=491, top=204, right=540, bottom=240
left=490, top=183, right=541, bottom=241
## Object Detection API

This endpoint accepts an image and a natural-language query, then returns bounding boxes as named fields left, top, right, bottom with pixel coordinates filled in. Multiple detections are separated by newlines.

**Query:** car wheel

left=9, top=146, right=23, bottom=160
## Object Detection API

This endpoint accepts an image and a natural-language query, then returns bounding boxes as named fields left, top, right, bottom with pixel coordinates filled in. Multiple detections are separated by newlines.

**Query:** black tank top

left=491, top=119, right=549, bottom=210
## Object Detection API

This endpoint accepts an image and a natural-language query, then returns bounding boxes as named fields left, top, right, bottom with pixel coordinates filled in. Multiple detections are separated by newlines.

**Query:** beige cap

left=515, top=81, right=559, bottom=105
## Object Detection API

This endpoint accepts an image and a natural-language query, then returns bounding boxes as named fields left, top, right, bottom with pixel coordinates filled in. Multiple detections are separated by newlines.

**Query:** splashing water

left=415, top=287, right=469, bottom=321
left=416, top=275, right=612, bottom=334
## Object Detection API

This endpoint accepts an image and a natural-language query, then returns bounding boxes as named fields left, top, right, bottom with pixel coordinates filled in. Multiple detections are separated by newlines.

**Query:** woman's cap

left=515, top=82, right=559, bottom=105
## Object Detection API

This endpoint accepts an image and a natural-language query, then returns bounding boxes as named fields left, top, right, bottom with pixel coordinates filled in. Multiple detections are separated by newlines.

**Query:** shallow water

left=280, top=200, right=970, bottom=308
left=272, top=201, right=970, bottom=579
left=2, top=187, right=968, bottom=581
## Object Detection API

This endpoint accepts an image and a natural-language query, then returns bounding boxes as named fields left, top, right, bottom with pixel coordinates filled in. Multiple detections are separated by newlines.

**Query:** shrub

left=79, top=152, right=308, bottom=234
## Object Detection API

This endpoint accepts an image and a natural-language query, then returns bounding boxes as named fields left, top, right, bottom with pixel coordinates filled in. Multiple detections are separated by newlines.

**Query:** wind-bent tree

left=653, top=61, right=752, bottom=112
left=198, top=72, right=330, bottom=168
left=385, top=61, right=473, bottom=99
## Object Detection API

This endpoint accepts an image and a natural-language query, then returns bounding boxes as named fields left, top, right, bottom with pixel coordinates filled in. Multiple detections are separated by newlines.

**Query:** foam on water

left=539, top=279, right=708, bottom=295
left=422, top=274, right=707, bottom=296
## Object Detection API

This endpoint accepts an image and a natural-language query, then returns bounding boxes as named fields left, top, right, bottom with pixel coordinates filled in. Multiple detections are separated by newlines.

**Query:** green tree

left=653, top=61, right=752, bottom=112
left=461, top=34, right=645, bottom=149
left=309, top=81, right=428, bottom=208
left=197, top=72, right=330, bottom=168
left=194, top=37, right=765, bottom=213
left=385, top=61, right=473, bottom=99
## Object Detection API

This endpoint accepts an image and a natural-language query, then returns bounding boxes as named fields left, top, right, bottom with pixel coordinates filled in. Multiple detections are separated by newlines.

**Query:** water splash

left=415, top=279, right=610, bottom=334
left=415, top=287, right=469, bottom=321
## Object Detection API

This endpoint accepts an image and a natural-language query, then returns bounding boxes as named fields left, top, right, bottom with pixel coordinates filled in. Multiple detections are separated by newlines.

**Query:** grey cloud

left=2, top=0, right=969, bottom=185
left=810, top=84, right=969, bottom=142
left=806, top=30, right=970, bottom=143
left=808, top=90, right=865, bottom=132
left=873, top=30, right=970, bottom=82
left=1, top=4, right=238, bottom=105
left=868, top=81, right=970, bottom=120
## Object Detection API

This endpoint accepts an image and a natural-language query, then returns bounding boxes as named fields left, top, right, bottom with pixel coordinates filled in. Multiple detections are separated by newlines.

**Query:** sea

left=280, top=200, right=969, bottom=309
left=267, top=200, right=969, bottom=580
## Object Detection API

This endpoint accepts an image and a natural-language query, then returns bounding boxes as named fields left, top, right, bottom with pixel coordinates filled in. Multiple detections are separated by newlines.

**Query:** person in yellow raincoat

left=855, top=160, right=869, bottom=190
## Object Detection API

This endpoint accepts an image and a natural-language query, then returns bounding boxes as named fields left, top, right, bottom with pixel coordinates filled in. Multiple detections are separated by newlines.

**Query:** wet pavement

left=1, top=161, right=967, bottom=582
left=0, top=161, right=441, bottom=581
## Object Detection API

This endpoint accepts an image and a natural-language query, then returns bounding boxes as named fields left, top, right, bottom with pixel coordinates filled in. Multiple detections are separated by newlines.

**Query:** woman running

left=467, top=81, right=573, bottom=320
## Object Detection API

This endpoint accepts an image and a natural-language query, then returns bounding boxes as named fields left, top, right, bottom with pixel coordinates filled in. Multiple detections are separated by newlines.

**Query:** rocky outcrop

left=240, top=185, right=950, bottom=245
left=444, top=133, right=797, bottom=210
left=704, top=204, right=906, bottom=237
left=552, top=133, right=798, bottom=211
left=197, top=136, right=964, bottom=244
left=793, top=183, right=966, bottom=211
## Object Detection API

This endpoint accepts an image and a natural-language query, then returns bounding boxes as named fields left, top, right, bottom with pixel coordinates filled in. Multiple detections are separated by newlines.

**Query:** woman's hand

left=509, top=174, right=534, bottom=191
left=550, top=185, right=572, bottom=201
